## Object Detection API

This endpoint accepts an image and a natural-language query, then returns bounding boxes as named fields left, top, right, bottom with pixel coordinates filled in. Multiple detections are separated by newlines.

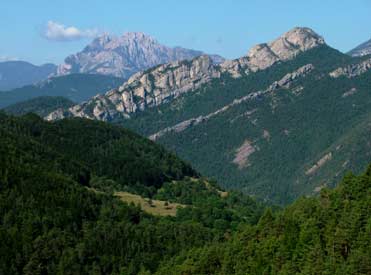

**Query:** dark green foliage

left=155, top=178, right=262, bottom=230
left=155, top=166, right=371, bottom=275
left=3, top=96, right=75, bottom=117
left=0, top=73, right=124, bottom=108
left=0, top=113, right=197, bottom=196
left=0, top=113, right=262, bottom=274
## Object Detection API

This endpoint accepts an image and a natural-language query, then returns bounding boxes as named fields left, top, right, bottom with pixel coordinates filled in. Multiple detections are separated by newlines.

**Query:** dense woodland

left=1, top=113, right=371, bottom=274
left=0, top=113, right=262, bottom=274
left=155, top=167, right=371, bottom=274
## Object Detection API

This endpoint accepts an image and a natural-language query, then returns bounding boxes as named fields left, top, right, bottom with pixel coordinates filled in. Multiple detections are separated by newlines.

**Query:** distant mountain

left=57, top=32, right=224, bottom=79
left=0, top=61, right=57, bottom=90
left=0, top=73, right=124, bottom=109
left=3, top=96, right=74, bottom=117
left=348, top=38, right=371, bottom=57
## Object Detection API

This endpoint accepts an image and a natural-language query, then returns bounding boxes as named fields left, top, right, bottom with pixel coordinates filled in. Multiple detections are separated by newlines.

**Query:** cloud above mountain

left=43, top=21, right=98, bottom=41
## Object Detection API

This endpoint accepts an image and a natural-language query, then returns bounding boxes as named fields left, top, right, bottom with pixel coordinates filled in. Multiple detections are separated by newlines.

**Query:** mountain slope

left=0, top=113, right=197, bottom=196
left=0, top=73, right=124, bottom=109
left=57, top=32, right=224, bottom=79
left=0, top=112, right=262, bottom=274
left=348, top=38, right=371, bottom=57
left=46, top=27, right=370, bottom=204
left=0, top=61, right=56, bottom=90
left=3, top=96, right=74, bottom=117
left=126, top=45, right=371, bottom=204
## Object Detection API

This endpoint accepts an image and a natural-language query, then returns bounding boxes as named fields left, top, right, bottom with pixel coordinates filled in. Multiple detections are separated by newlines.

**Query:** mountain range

left=0, top=32, right=223, bottom=108
left=46, top=27, right=325, bottom=121
left=45, top=27, right=371, bottom=204
left=2, top=27, right=371, bottom=205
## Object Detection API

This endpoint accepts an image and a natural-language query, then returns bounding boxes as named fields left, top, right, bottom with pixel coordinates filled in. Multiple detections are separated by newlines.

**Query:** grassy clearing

left=115, top=191, right=185, bottom=216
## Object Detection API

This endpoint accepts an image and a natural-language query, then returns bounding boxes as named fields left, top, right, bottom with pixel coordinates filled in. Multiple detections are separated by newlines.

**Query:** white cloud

left=0, top=55, right=19, bottom=62
left=43, top=21, right=98, bottom=41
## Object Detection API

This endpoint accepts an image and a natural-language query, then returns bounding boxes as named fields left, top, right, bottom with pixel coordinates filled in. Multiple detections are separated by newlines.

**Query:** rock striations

left=57, top=32, right=223, bottom=79
left=47, top=27, right=325, bottom=121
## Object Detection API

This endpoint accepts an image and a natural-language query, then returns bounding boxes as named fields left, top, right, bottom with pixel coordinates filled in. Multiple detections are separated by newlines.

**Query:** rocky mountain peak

left=220, top=27, right=325, bottom=76
left=121, top=31, right=155, bottom=42
left=246, top=27, right=325, bottom=69
left=57, top=32, right=223, bottom=79
left=277, top=27, right=325, bottom=50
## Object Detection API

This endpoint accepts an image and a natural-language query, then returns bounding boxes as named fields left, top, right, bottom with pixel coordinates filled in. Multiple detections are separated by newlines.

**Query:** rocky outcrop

left=267, top=64, right=314, bottom=90
left=47, top=27, right=323, bottom=121
left=342, top=88, right=357, bottom=98
left=57, top=32, right=224, bottom=79
left=219, top=57, right=251, bottom=78
left=233, top=140, right=256, bottom=169
left=305, top=152, right=332, bottom=176
left=329, top=58, right=371, bottom=78
left=348, top=38, right=371, bottom=57
left=47, top=55, right=220, bottom=121
left=220, top=27, right=324, bottom=77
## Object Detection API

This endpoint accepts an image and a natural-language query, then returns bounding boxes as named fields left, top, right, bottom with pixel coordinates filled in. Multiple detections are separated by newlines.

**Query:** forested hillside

left=155, top=165, right=371, bottom=275
left=3, top=96, right=75, bottom=117
left=1, top=113, right=370, bottom=274
left=0, top=113, right=261, bottom=274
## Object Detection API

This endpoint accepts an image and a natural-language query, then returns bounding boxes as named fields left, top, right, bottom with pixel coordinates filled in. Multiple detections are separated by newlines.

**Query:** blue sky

left=1, top=0, right=370, bottom=65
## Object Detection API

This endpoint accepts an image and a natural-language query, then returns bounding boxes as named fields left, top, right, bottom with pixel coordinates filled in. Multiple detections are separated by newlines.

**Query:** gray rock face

left=268, top=64, right=314, bottom=90
left=220, top=27, right=324, bottom=76
left=329, top=58, right=371, bottom=78
left=47, top=27, right=324, bottom=121
left=348, top=38, right=371, bottom=57
left=47, top=55, right=220, bottom=121
left=57, top=32, right=224, bottom=79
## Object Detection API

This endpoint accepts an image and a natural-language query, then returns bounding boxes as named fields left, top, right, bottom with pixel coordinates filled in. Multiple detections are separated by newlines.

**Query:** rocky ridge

left=47, top=55, right=219, bottom=121
left=329, top=58, right=371, bottom=78
left=47, top=27, right=325, bottom=121
left=149, top=64, right=314, bottom=140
